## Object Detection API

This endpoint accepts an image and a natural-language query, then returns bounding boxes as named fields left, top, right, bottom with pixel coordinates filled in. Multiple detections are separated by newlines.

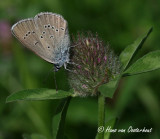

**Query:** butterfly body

left=11, top=12, right=70, bottom=71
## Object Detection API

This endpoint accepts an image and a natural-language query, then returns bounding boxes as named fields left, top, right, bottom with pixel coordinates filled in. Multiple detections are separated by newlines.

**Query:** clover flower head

left=68, top=32, right=121, bottom=97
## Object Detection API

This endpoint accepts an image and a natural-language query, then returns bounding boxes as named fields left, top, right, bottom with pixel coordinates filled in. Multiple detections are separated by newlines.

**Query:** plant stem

left=53, top=97, right=71, bottom=139
left=97, top=93, right=105, bottom=139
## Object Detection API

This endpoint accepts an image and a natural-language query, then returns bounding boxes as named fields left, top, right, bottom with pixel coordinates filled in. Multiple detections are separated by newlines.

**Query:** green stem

left=97, top=93, right=105, bottom=139
left=53, top=97, right=71, bottom=139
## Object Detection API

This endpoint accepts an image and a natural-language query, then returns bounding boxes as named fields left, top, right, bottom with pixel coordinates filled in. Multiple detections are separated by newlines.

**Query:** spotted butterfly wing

left=11, top=12, right=70, bottom=64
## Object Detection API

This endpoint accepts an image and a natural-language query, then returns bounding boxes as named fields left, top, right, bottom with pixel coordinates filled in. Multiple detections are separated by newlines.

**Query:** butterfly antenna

left=70, top=43, right=79, bottom=48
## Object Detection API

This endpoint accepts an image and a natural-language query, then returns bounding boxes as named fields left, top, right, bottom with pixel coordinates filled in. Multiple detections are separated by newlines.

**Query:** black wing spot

left=61, top=27, right=64, bottom=30
left=56, top=29, right=59, bottom=32
left=32, top=31, right=35, bottom=33
left=50, top=35, right=54, bottom=38
left=48, top=24, right=51, bottom=28
left=52, top=26, right=54, bottom=29
left=24, top=37, right=26, bottom=39
left=28, top=31, right=30, bottom=34
left=48, top=46, right=50, bottom=48
left=35, top=42, right=38, bottom=45
left=44, top=25, right=47, bottom=28
left=40, top=36, right=43, bottom=38
left=42, top=31, right=45, bottom=34
left=26, top=34, right=28, bottom=36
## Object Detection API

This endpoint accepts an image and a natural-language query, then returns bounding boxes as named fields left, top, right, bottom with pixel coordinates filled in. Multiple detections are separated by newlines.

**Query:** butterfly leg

left=67, top=61, right=79, bottom=66
left=64, top=63, right=73, bottom=72
left=70, top=43, right=80, bottom=48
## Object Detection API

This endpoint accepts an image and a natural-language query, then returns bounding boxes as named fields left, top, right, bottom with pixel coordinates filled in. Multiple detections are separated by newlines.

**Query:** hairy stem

left=97, top=93, right=105, bottom=139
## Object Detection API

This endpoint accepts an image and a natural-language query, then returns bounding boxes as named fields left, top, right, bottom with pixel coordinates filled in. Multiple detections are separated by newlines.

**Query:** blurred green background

left=0, top=0, right=160, bottom=139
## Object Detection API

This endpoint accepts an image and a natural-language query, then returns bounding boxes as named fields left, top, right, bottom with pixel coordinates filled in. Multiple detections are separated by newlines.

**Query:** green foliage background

left=0, top=0, right=160, bottom=139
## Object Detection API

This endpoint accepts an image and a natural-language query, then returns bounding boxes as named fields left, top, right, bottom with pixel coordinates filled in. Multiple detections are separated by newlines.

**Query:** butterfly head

left=54, top=63, right=62, bottom=72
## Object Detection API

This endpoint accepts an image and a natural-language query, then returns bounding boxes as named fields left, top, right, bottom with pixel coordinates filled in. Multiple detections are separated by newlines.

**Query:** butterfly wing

left=34, top=12, right=70, bottom=63
left=11, top=12, right=70, bottom=64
